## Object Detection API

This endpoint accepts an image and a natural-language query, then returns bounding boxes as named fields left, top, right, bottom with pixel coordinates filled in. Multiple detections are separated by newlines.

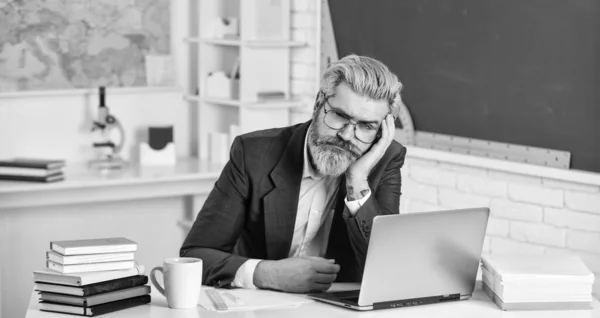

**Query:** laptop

left=308, top=207, right=490, bottom=310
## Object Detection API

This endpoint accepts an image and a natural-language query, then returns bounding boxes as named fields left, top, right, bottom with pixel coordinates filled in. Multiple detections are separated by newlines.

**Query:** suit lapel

left=263, top=121, right=311, bottom=259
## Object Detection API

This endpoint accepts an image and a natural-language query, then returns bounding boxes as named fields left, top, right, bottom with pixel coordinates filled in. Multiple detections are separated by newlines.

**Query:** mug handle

left=150, top=266, right=166, bottom=297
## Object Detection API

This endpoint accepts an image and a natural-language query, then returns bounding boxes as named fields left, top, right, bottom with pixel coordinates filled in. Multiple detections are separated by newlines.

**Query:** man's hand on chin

left=346, top=114, right=396, bottom=203
left=253, top=256, right=340, bottom=293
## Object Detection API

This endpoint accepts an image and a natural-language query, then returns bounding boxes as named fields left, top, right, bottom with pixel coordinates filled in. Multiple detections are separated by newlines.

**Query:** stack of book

left=0, top=158, right=66, bottom=183
left=34, top=237, right=151, bottom=316
left=481, top=254, right=595, bottom=311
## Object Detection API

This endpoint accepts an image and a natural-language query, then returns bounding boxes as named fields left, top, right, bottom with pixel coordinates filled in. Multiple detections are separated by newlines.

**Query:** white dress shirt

left=232, top=125, right=371, bottom=288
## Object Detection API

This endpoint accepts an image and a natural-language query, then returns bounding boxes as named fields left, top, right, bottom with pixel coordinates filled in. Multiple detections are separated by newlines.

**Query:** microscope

left=89, top=86, right=127, bottom=170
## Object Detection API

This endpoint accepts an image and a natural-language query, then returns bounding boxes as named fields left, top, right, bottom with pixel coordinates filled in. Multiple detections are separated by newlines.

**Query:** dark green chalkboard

left=329, top=0, right=600, bottom=173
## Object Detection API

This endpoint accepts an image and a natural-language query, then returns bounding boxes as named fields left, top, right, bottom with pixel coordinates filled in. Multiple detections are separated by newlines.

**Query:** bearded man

left=181, top=54, right=407, bottom=293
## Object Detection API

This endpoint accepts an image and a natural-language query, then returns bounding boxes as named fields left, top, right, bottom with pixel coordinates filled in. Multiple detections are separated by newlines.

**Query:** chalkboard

left=329, top=0, right=600, bottom=173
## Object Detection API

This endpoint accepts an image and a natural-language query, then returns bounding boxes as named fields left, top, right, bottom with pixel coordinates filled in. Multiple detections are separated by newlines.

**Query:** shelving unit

left=186, top=0, right=305, bottom=161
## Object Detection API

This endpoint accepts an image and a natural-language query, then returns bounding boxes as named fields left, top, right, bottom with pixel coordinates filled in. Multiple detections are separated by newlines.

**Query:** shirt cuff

left=231, top=259, right=262, bottom=289
left=344, top=189, right=371, bottom=215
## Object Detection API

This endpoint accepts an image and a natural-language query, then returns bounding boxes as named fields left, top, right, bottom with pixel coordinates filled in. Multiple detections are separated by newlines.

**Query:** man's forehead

left=329, top=85, right=389, bottom=121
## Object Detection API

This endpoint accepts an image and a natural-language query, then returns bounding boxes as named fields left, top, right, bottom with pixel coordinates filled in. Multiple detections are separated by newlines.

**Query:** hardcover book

left=39, top=285, right=151, bottom=307
left=50, top=237, right=137, bottom=256
left=39, top=294, right=151, bottom=316
left=47, top=250, right=135, bottom=265
left=0, top=173, right=64, bottom=183
left=47, top=260, right=135, bottom=274
left=35, top=275, right=148, bottom=296
left=0, top=167, right=63, bottom=177
left=33, top=265, right=145, bottom=286
left=0, top=158, right=65, bottom=169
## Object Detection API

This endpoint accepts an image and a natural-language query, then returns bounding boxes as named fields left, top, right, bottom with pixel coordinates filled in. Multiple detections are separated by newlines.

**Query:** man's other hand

left=253, top=256, right=340, bottom=293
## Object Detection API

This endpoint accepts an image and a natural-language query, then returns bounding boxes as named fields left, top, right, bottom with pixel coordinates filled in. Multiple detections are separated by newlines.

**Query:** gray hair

left=317, top=54, right=403, bottom=118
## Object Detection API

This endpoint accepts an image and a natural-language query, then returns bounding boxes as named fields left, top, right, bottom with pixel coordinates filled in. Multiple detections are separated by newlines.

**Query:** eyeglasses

left=321, top=98, right=383, bottom=144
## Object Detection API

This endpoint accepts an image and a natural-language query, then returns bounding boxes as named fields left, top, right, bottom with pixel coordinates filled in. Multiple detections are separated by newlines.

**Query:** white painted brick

left=401, top=165, right=409, bottom=180
left=482, top=236, right=491, bottom=253
left=410, top=165, right=456, bottom=188
left=292, top=0, right=317, bottom=12
left=291, top=47, right=317, bottom=64
left=291, top=29, right=308, bottom=42
left=438, top=189, right=490, bottom=209
left=457, top=175, right=507, bottom=198
left=509, top=221, right=566, bottom=247
left=291, top=63, right=316, bottom=80
left=291, top=29, right=316, bottom=44
left=490, top=199, right=543, bottom=222
left=399, top=195, right=410, bottom=214
left=486, top=217, right=510, bottom=237
left=291, top=12, right=316, bottom=29
left=490, top=237, right=546, bottom=255
left=565, top=191, right=600, bottom=214
left=488, top=170, right=542, bottom=185
left=544, top=208, right=600, bottom=232
left=438, top=163, right=488, bottom=176
left=405, top=157, right=438, bottom=167
left=406, top=200, right=446, bottom=214
left=291, top=79, right=315, bottom=96
left=542, top=178, right=600, bottom=193
left=401, top=179, right=438, bottom=204
left=567, top=230, right=600, bottom=254
left=508, top=183, right=563, bottom=207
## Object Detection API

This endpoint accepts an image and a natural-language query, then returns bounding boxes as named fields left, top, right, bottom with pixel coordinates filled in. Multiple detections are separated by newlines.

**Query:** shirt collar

left=303, top=124, right=325, bottom=180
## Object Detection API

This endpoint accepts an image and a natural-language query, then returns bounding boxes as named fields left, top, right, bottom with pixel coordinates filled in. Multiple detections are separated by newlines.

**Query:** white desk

left=26, top=283, right=600, bottom=318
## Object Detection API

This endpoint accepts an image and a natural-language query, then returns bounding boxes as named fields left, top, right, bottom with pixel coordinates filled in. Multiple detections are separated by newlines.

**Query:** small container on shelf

left=205, top=71, right=239, bottom=100
left=209, top=17, right=239, bottom=39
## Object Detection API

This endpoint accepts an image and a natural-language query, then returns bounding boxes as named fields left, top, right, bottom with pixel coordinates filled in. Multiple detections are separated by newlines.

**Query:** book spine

left=83, top=276, right=148, bottom=296
left=79, top=265, right=145, bottom=286
left=90, top=295, right=151, bottom=316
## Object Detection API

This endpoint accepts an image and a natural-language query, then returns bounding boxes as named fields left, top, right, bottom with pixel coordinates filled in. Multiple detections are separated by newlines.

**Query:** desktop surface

left=26, top=282, right=600, bottom=318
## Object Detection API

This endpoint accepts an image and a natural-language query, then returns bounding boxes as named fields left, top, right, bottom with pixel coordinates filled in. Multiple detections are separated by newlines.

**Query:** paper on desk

left=198, top=287, right=313, bottom=312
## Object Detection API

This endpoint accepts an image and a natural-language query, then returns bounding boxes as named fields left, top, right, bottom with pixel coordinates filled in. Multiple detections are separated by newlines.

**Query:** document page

left=198, top=287, right=313, bottom=312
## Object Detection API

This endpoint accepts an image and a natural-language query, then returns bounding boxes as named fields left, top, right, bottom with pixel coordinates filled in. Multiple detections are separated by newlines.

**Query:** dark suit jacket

left=180, top=120, right=406, bottom=287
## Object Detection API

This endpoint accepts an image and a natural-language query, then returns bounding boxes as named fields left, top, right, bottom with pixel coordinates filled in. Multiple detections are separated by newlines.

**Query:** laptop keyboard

left=341, top=296, right=359, bottom=303
left=328, top=290, right=360, bottom=304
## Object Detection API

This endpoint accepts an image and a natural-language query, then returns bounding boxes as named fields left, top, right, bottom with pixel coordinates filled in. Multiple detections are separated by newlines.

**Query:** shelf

left=185, top=95, right=306, bottom=109
left=185, top=37, right=305, bottom=48
left=0, top=86, right=183, bottom=99
left=0, top=158, right=224, bottom=210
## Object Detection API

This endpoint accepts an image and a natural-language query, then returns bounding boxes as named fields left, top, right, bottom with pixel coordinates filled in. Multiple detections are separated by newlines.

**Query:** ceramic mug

left=150, top=257, right=203, bottom=309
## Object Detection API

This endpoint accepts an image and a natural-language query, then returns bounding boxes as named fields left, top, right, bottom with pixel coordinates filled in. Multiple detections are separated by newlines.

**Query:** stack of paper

left=481, top=254, right=595, bottom=311
left=198, top=287, right=313, bottom=312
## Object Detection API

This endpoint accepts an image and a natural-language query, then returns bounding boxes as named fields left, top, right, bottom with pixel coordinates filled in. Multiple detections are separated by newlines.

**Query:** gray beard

left=307, top=127, right=361, bottom=177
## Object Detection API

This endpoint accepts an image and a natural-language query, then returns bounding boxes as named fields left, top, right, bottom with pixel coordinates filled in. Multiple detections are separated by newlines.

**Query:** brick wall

left=289, top=0, right=320, bottom=124
left=400, top=153, right=600, bottom=299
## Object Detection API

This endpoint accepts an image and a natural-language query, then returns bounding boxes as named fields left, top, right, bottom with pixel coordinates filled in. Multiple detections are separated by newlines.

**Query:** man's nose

left=337, top=124, right=355, bottom=141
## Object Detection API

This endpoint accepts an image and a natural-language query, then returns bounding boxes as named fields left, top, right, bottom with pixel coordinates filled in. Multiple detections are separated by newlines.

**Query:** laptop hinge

left=372, top=294, right=461, bottom=310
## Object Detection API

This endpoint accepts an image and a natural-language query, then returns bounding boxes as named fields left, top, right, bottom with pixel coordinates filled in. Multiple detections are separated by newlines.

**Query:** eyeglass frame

left=314, top=90, right=390, bottom=144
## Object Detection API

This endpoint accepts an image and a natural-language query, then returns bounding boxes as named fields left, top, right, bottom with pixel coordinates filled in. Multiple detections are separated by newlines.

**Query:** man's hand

left=346, top=114, right=396, bottom=180
left=253, top=256, right=340, bottom=293
left=345, top=114, right=396, bottom=202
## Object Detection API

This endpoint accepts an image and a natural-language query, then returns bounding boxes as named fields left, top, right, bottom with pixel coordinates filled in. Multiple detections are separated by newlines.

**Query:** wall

left=0, top=0, right=191, bottom=163
left=0, top=88, right=190, bottom=163
left=289, top=0, right=321, bottom=125
left=400, top=148, right=600, bottom=299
